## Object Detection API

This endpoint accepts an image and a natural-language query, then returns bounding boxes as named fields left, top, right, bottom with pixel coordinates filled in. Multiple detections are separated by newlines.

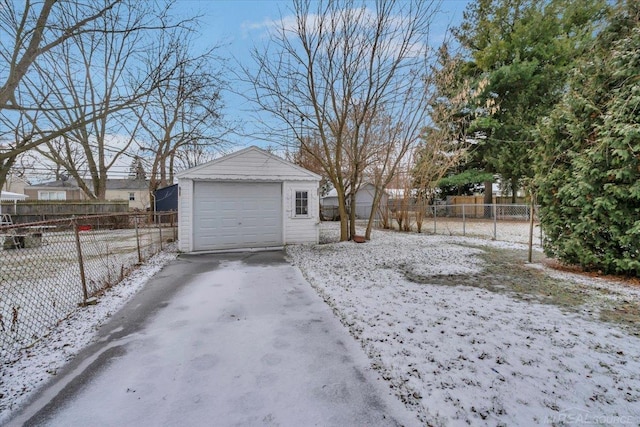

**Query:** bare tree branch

left=134, top=29, right=229, bottom=197
left=0, top=0, right=198, bottom=191
left=241, top=0, right=439, bottom=240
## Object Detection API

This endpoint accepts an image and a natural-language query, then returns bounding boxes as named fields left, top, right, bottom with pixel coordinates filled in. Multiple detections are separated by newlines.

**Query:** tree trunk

left=335, top=189, right=349, bottom=242
left=349, top=190, right=357, bottom=239
left=484, top=179, right=493, bottom=218
left=0, top=157, right=17, bottom=192
left=365, top=190, right=385, bottom=240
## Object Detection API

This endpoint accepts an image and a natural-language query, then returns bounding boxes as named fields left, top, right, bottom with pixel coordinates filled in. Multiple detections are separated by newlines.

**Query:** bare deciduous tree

left=135, top=31, right=228, bottom=194
left=0, top=0, right=134, bottom=189
left=28, top=1, right=183, bottom=200
left=0, top=0, right=203, bottom=198
left=243, top=0, right=439, bottom=241
left=360, top=104, right=431, bottom=239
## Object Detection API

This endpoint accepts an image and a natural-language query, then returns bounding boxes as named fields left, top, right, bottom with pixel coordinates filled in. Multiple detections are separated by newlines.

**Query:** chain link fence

left=425, top=204, right=542, bottom=245
left=373, top=203, right=542, bottom=245
left=0, top=212, right=177, bottom=360
left=323, top=202, right=542, bottom=246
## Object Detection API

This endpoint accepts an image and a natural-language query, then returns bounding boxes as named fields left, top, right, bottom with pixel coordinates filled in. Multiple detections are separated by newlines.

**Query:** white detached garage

left=177, top=146, right=320, bottom=252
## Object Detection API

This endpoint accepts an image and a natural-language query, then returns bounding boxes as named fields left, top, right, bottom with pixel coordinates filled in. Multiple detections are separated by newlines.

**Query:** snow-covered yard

left=287, top=223, right=640, bottom=425
left=2, top=222, right=640, bottom=426
left=0, top=247, right=178, bottom=422
left=1, top=227, right=174, bottom=358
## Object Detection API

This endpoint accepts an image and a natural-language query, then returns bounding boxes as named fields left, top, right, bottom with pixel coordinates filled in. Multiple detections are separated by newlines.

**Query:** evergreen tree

left=452, top=0, right=607, bottom=201
left=129, top=156, right=146, bottom=180
left=535, top=2, right=640, bottom=275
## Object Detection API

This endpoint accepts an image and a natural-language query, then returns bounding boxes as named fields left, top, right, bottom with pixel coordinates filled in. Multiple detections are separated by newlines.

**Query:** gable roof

left=26, top=178, right=80, bottom=189
left=176, top=146, right=321, bottom=181
left=104, top=179, right=148, bottom=190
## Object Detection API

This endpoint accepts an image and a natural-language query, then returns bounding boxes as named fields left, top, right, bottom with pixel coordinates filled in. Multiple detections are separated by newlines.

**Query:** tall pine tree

left=535, top=2, right=640, bottom=275
left=451, top=0, right=607, bottom=201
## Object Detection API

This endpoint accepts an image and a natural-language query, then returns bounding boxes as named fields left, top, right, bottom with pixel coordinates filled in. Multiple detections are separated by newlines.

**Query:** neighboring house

left=1, top=174, right=29, bottom=194
left=321, top=182, right=389, bottom=220
left=24, top=178, right=150, bottom=210
left=24, top=178, right=85, bottom=201
left=177, top=146, right=320, bottom=253
left=104, top=179, right=149, bottom=211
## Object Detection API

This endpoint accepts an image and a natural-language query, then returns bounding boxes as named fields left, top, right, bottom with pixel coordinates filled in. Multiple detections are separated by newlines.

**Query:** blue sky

left=10, top=1, right=473, bottom=183
left=175, top=0, right=472, bottom=149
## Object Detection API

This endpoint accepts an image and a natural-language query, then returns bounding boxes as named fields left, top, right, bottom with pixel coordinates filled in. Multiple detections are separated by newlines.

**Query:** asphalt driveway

left=8, top=251, right=416, bottom=426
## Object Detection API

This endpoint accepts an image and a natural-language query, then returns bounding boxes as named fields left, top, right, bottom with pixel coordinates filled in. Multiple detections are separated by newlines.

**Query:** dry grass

left=404, top=244, right=640, bottom=337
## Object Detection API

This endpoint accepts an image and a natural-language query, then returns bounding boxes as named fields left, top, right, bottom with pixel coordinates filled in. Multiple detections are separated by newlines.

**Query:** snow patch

left=0, top=246, right=177, bottom=422
left=287, top=223, right=640, bottom=425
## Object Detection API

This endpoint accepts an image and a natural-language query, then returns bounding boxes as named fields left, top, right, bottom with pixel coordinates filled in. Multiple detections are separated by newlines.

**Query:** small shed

left=321, top=183, right=388, bottom=220
left=177, top=146, right=320, bottom=252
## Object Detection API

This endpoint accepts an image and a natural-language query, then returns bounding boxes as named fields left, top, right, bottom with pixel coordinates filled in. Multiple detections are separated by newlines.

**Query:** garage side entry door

left=193, top=181, right=283, bottom=251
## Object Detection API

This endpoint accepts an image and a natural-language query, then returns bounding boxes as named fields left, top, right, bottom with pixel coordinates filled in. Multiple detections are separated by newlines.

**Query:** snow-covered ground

left=288, top=223, right=640, bottom=425
left=3, top=222, right=640, bottom=426
left=0, top=246, right=178, bottom=422
left=1, top=227, right=173, bottom=356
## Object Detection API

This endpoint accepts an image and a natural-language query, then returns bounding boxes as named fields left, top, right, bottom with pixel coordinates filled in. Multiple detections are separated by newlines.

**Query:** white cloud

left=240, top=5, right=432, bottom=59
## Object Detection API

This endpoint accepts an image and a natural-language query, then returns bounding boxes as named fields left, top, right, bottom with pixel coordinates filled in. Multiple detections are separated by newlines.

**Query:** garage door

left=193, top=182, right=283, bottom=251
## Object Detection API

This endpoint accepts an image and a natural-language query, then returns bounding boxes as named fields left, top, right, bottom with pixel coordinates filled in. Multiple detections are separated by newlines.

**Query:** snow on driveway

left=0, top=247, right=178, bottom=423
left=3, top=224, right=640, bottom=426
left=287, top=224, right=640, bottom=425
left=4, top=252, right=416, bottom=427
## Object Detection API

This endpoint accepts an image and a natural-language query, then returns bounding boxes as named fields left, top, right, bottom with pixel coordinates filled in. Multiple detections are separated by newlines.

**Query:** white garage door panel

left=193, top=182, right=283, bottom=250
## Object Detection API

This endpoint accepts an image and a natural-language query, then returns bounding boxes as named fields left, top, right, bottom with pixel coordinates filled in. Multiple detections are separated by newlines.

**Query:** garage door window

left=295, top=191, right=308, bottom=216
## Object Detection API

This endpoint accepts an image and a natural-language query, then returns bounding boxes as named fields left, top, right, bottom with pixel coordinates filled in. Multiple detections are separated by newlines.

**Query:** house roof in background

left=0, top=191, right=28, bottom=201
left=26, top=178, right=149, bottom=191
left=322, top=183, right=386, bottom=199
left=26, top=179, right=80, bottom=189
left=104, top=179, right=148, bottom=190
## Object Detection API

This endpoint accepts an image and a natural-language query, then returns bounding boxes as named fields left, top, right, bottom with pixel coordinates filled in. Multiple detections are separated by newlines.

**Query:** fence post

left=172, top=212, right=177, bottom=241
left=158, top=213, right=163, bottom=251
left=540, top=212, right=543, bottom=247
left=135, top=215, right=142, bottom=264
left=492, top=204, right=497, bottom=240
left=462, top=204, right=466, bottom=236
left=433, top=205, right=437, bottom=234
left=528, top=197, right=535, bottom=263
left=73, top=217, right=89, bottom=303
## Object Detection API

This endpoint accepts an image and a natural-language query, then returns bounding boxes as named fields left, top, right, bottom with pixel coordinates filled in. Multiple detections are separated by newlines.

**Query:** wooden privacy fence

left=0, top=200, right=130, bottom=223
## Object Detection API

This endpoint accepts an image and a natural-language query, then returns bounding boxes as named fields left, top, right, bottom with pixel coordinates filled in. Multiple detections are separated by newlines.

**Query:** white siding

left=178, top=180, right=193, bottom=252
left=177, top=147, right=320, bottom=252
left=283, top=181, right=319, bottom=244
